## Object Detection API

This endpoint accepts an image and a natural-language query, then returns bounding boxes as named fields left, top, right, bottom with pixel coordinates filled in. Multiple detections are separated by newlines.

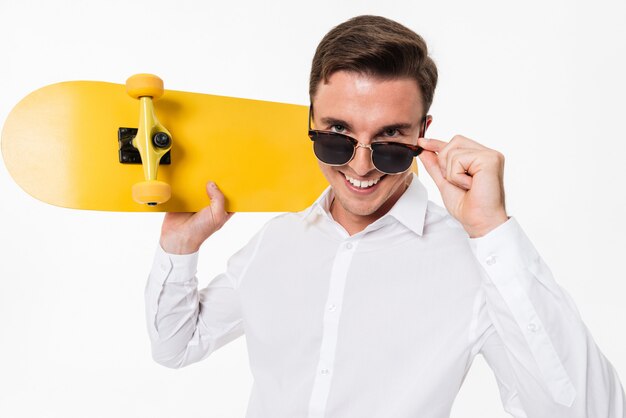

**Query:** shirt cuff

left=150, top=244, right=200, bottom=285
left=467, top=216, right=537, bottom=273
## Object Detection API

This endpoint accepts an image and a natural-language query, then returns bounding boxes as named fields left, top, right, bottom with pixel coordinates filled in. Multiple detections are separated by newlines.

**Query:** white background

left=1, top=0, right=625, bottom=417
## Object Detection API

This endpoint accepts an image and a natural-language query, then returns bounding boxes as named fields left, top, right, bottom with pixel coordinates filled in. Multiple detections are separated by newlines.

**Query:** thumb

left=204, top=182, right=234, bottom=226
left=206, top=181, right=227, bottom=211
left=418, top=150, right=446, bottom=190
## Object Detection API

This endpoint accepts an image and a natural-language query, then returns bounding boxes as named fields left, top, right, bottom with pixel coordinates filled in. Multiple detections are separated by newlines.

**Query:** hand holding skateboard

left=160, top=182, right=233, bottom=254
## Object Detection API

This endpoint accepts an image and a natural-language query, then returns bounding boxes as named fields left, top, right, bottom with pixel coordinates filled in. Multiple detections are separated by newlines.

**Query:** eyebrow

left=320, top=117, right=352, bottom=130
left=319, top=117, right=415, bottom=134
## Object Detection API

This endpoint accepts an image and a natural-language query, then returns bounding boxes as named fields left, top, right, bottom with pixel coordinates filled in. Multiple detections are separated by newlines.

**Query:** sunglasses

left=308, top=106, right=429, bottom=175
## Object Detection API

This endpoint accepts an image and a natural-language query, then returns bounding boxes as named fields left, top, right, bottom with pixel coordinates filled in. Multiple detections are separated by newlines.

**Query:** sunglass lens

left=371, top=143, right=415, bottom=174
left=312, top=133, right=354, bottom=165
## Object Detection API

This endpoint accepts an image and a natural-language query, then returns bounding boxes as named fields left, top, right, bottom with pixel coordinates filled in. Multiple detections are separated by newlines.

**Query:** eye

left=383, top=128, right=399, bottom=137
left=330, top=124, right=346, bottom=133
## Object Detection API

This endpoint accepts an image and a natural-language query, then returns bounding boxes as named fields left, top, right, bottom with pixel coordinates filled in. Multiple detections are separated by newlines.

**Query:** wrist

left=466, top=213, right=509, bottom=238
left=159, top=235, right=200, bottom=255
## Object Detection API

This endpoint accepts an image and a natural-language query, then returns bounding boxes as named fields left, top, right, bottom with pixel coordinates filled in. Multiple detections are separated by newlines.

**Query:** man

left=145, top=15, right=625, bottom=417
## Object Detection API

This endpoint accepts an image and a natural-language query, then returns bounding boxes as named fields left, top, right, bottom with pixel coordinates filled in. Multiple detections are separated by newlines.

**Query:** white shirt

left=145, top=174, right=625, bottom=418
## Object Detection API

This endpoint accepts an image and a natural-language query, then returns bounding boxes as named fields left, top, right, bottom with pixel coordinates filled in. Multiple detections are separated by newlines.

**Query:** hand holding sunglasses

left=416, top=135, right=509, bottom=238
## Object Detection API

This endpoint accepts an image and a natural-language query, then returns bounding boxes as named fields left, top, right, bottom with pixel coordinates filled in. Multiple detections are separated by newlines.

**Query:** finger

left=417, top=137, right=447, bottom=153
left=438, top=145, right=469, bottom=177
left=446, top=148, right=472, bottom=178
left=446, top=135, right=487, bottom=151
left=446, top=149, right=475, bottom=190
left=436, top=135, right=485, bottom=172
left=417, top=149, right=447, bottom=190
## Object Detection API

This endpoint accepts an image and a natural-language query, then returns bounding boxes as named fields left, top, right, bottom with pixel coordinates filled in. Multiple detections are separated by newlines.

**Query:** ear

left=420, top=115, right=433, bottom=137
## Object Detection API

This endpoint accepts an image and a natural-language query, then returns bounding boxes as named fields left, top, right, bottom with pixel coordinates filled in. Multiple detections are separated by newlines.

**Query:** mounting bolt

left=152, top=132, right=171, bottom=149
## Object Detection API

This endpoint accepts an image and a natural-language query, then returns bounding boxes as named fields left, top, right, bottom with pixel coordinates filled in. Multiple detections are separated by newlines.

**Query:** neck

left=330, top=201, right=380, bottom=236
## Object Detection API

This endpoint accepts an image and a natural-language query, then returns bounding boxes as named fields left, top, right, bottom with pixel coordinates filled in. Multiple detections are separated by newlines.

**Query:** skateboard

left=1, top=74, right=329, bottom=212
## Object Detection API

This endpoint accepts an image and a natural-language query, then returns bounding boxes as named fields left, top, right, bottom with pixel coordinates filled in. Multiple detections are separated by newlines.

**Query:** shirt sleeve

left=145, top=228, right=266, bottom=369
left=468, top=217, right=625, bottom=417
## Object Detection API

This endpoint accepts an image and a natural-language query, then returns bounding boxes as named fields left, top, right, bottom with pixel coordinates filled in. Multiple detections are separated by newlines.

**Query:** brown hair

left=309, top=15, right=438, bottom=115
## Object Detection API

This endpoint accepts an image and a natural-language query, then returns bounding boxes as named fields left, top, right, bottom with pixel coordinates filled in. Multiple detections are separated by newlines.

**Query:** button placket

left=307, top=238, right=360, bottom=418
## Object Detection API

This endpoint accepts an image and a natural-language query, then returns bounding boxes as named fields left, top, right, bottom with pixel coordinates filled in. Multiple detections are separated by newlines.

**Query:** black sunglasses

left=307, top=106, right=428, bottom=175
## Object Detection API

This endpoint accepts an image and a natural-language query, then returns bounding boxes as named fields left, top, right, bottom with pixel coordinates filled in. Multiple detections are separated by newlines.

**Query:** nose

left=349, top=142, right=375, bottom=176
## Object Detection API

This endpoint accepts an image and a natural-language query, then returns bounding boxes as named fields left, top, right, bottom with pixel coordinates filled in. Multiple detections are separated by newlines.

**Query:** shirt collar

left=302, top=173, right=428, bottom=236
left=384, top=173, right=428, bottom=236
left=302, top=185, right=333, bottom=220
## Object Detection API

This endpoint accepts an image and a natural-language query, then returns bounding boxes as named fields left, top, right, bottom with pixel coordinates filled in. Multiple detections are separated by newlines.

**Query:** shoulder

left=247, top=209, right=315, bottom=247
left=424, top=200, right=466, bottom=235
left=262, top=210, right=308, bottom=232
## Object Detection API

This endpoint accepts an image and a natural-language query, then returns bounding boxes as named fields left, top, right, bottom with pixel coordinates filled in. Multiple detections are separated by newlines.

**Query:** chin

left=334, top=193, right=386, bottom=217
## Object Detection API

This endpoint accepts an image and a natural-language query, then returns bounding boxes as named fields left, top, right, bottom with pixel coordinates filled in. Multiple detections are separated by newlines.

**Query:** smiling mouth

left=343, top=173, right=384, bottom=189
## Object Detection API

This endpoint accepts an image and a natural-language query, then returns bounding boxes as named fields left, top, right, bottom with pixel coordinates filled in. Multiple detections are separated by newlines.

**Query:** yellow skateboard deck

left=1, top=76, right=328, bottom=212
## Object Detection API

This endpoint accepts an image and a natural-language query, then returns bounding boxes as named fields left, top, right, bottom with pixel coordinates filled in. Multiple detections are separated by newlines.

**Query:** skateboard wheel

left=132, top=180, right=171, bottom=205
left=126, top=74, right=164, bottom=99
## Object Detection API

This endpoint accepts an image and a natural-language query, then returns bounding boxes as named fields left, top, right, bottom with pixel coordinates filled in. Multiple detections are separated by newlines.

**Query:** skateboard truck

left=118, top=128, right=171, bottom=165
left=125, top=74, right=172, bottom=206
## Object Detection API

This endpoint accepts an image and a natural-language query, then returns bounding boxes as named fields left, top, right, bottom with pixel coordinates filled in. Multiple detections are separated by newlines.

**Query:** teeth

left=344, top=174, right=381, bottom=189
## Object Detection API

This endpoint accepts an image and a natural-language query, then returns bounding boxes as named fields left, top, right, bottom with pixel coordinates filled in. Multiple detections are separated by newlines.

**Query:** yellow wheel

left=125, top=74, right=164, bottom=99
left=132, top=180, right=171, bottom=206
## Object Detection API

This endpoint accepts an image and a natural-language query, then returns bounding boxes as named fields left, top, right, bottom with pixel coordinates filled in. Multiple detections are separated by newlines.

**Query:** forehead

left=312, top=71, right=424, bottom=127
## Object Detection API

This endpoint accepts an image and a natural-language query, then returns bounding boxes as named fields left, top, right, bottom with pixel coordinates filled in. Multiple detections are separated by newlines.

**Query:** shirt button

left=328, top=304, right=337, bottom=312
left=320, top=368, right=330, bottom=375
left=345, top=243, right=353, bottom=250
left=527, top=322, right=539, bottom=333
left=485, top=255, right=497, bottom=266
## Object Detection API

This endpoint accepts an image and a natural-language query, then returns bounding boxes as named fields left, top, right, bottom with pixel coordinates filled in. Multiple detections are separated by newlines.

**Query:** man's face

left=311, top=71, right=427, bottom=228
